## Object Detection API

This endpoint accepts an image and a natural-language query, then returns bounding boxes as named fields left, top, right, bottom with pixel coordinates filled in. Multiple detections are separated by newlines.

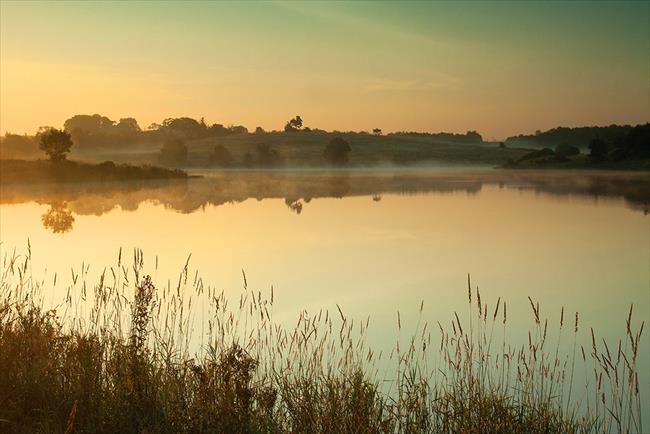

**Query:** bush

left=256, top=144, right=280, bottom=166
left=516, top=148, right=555, bottom=163
left=159, top=138, right=188, bottom=166
left=588, top=138, right=608, bottom=162
left=555, top=143, right=580, bottom=157
left=210, top=145, right=233, bottom=167
left=323, top=137, right=351, bottom=165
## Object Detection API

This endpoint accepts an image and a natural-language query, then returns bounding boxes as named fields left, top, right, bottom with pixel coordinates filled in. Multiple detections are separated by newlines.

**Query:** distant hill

left=504, top=125, right=640, bottom=149
left=4, top=113, right=647, bottom=168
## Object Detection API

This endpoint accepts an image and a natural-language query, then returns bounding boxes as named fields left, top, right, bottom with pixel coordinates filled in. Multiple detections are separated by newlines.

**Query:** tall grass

left=0, top=246, right=644, bottom=433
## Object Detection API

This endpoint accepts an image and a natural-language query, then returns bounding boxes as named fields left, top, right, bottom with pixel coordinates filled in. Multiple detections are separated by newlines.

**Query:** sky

left=1, top=1, right=648, bottom=140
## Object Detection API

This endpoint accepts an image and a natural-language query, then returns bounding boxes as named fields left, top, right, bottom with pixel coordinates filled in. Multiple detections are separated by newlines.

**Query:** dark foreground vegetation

left=0, top=250, right=643, bottom=433
left=0, top=159, right=187, bottom=184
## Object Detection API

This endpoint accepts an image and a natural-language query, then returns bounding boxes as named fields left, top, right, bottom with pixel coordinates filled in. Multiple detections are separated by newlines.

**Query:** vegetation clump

left=0, top=159, right=187, bottom=184
left=324, top=137, right=352, bottom=165
left=159, top=138, right=188, bottom=166
left=210, top=144, right=233, bottom=167
left=505, top=123, right=650, bottom=170
left=555, top=143, right=580, bottom=157
left=38, top=128, right=73, bottom=162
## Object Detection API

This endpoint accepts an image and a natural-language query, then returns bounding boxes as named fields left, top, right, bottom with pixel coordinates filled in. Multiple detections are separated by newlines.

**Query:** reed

left=0, top=247, right=644, bottom=433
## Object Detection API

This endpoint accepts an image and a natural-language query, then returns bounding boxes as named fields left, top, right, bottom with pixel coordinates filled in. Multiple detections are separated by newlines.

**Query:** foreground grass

left=0, top=248, right=644, bottom=433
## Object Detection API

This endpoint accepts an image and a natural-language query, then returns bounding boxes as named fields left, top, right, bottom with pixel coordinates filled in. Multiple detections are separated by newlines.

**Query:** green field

left=73, top=131, right=532, bottom=168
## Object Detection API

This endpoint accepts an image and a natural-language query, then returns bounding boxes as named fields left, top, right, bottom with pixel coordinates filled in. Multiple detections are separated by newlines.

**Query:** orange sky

left=1, top=1, right=648, bottom=139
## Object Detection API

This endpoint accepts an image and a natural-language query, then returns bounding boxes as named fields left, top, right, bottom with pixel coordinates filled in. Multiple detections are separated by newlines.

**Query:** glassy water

left=1, top=168, right=649, bottom=416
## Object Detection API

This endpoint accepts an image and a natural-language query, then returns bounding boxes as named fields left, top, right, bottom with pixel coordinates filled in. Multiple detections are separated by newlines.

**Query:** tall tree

left=284, top=116, right=303, bottom=132
left=38, top=128, right=73, bottom=162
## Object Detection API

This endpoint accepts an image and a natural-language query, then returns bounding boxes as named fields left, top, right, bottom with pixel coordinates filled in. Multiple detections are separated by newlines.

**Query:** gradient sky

left=1, top=1, right=648, bottom=139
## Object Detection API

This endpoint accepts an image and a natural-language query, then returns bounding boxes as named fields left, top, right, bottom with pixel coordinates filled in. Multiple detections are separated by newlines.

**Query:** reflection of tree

left=326, top=175, right=351, bottom=198
left=284, top=198, right=303, bottom=214
left=3, top=171, right=649, bottom=220
left=41, top=202, right=74, bottom=233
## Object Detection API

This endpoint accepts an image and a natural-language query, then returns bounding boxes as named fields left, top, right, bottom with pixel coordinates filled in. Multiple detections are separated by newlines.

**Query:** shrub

left=555, top=143, right=580, bottom=157
left=159, top=138, right=188, bottom=166
left=324, top=137, right=351, bottom=165
left=210, top=145, right=233, bottom=167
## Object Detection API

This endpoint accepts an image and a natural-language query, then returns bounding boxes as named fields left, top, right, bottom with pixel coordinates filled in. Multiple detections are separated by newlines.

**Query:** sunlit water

left=1, top=168, right=649, bottom=419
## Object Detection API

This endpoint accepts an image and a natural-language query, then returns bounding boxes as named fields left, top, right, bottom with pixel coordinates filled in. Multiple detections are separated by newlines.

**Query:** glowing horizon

left=1, top=1, right=648, bottom=140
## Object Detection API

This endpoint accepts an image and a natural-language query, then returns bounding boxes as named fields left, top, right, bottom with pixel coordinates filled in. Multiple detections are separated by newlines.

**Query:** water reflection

left=40, top=202, right=74, bottom=233
left=1, top=169, right=648, bottom=233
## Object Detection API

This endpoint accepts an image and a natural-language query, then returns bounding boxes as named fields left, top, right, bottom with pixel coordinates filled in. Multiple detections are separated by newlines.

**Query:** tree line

left=504, top=124, right=639, bottom=149
left=507, top=123, right=650, bottom=167
left=23, top=125, right=354, bottom=168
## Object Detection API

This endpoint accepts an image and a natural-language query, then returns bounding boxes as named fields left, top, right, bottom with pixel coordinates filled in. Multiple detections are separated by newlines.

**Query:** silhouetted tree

left=39, top=128, right=73, bottom=162
left=255, top=126, right=265, bottom=134
left=323, top=137, right=351, bottom=165
left=64, top=114, right=115, bottom=135
left=499, top=142, right=506, bottom=148
left=588, top=138, right=608, bottom=162
left=159, top=138, right=188, bottom=166
left=372, top=128, right=382, bottom=136
left=465, top=130, right=483, bottom=142
left=284, top=116, right=303, bottom=132
left=208, top=123, right=229, bottom=136
left=623, top=123, right=650, bottom=159
left=160, top=118, right=205, bottom=139
left=114, top=117, right=141, bottom=134
left=211, top=145, right=233, bottom=167
left=228, top=125, right=249, bottom=134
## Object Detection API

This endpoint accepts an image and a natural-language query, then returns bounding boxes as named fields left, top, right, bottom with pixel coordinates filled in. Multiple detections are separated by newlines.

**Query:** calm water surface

left=1, top=168, right=649, bottom=413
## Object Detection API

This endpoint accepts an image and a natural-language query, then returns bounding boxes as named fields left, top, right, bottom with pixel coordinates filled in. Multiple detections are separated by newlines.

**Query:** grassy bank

left=0, top=249, right=644, bottom=433
left=0, top=159, right=187, bottom=185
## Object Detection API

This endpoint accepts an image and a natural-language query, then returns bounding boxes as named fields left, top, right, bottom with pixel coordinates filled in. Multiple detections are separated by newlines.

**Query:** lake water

left=1, top=168, right=649, bottom=417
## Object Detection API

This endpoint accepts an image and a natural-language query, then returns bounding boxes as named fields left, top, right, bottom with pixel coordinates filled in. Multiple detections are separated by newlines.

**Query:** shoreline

left=0, top=158, right=188, bottom=185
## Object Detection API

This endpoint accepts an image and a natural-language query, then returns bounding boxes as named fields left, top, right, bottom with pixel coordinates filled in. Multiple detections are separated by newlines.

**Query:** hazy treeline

left=0, top=113, right=485, bottom=159
left=387, top=130, right=483, bottom=143
left=3, top=113, right=647, bottom=169
left=0, top=113, right=502, bottom=168
left=0, top=114, right=250, bottom=158
left=63, top=115, right=251, bottom=150
left=504, top=124, right=641, bottom=149
left=506, top=123, right=650, bottom=169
